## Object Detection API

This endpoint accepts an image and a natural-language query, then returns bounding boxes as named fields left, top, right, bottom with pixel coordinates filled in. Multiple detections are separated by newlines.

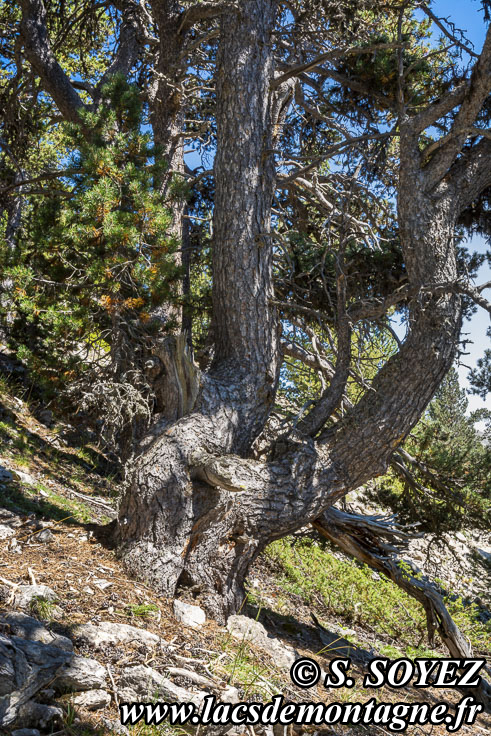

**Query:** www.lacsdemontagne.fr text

left=119, top=693, right=483, bottom=733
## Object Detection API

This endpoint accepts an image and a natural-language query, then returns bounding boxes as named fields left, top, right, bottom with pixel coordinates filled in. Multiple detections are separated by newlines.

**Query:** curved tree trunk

left=116, top=7, right=491, bottom=630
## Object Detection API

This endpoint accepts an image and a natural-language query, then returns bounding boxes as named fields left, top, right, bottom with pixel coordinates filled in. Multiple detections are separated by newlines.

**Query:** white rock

left=33, top=529, right=54, bottom=543
left=73, top=621, right=160, bottom=649
left=0, top=524, right=14, bottom=539
left=93, top=578, right=112, bottom=591
left=101, top=718, right=130, bottom=736
left=119, top=665, right=203, bottom=706
left=226, top=615, right=297, bottom=671
left=173, top=599, right=206, bottom=628
left=13, top=470, right=37, bottom=486
left=72, top=689, right=111, bottom=710
left=12, top=585, right=57, bottom=610
left=56, top=655, right=107, bottom=692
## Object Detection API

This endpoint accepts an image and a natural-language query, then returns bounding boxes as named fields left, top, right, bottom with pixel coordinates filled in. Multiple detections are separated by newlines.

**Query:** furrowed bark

left=211, top=0, right=280, bottom=447
left=116, top=4, right=491, bottom=635
left=20, top=0, right=85, bottom=123
left=117, top=0, right=281, bottom=614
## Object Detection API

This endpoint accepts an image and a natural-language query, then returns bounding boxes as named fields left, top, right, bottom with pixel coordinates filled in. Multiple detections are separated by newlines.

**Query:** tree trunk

left=147, top=1, right=188, bottom=326
left=117, top=3, right=465, bottom=624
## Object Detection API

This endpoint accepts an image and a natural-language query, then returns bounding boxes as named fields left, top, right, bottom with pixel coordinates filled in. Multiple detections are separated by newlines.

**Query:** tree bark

left=116, top=7, right=488, bottom=632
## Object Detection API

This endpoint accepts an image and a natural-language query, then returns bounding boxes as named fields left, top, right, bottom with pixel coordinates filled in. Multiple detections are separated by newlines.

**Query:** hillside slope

left=1, top=366, right=490, bottom=736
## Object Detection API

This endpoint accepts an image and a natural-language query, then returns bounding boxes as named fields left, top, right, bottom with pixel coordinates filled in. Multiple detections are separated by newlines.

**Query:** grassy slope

left=1, top=371, right=491, bottom=736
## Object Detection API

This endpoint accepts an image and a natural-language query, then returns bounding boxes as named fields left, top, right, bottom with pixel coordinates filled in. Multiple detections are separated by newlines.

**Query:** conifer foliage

left=2, top=78, right=180, bottom=417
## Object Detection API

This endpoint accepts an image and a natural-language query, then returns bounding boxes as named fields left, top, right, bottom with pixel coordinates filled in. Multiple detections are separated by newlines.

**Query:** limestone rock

left=33, top=529, right=54, bottom=543
left=173, top=599, right=206, bottom=629
left=0, top=466, right=13, bottom=483
left=13, top=470, right=37, bottom=486
left=1, top=612, right=73, bottom=652
left=55, top=655, right=107, bottom=692
left=73, top=621, right=160, bottom=649
left=226, top=615, right=297, bottom=671
left=0, top=524, right=14, bottom=539
left=16, top=701, right=63, bottom=729
left=119, top=665, right=203, bottom=706
left=101, top=718, right=130, bottom=736
left=0, top=634, right=70, bottom=726
left=11, top=585, right=57, bottom=610
left=72, top=688, right=111, bottom=710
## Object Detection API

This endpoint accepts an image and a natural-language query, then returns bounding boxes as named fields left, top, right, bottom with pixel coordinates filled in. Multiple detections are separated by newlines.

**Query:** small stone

left=55, top=655, right=107, bottom=692
left=36, top=409, right=54, bottom=427
left=12, top=585, right=57, bottom=610
left=0, top=524, right=14, bottom=539
left=93, top=578, right=112, bottom=591
left=227, top=615, right=297, bottom=671
left=0, top=466, right=13, bottom=482
left=17, top=701, right=63, bottom=729
left=101, top=718, right=130, bottom=736
left=1, top=612, right=73, bottom=651
left=119, top=665, right=203, bottom=706
left=73, top=621, right=160, bottom=650
left=72, top=688, right=111, bottom=710
left=13, top=470, right=37, bottom=486
left=33, top=529, right=54, bottom=543
left=173, top=599, right=206, bottom=629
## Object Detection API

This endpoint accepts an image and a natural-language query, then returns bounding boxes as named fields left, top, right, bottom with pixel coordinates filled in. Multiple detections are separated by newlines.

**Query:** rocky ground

left=1, top=366, right=490, bottom=736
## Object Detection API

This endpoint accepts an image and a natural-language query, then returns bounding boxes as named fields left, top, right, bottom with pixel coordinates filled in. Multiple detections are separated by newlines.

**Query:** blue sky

left=431, top=1, right=490, bottom=414
left=185, top=1, right=490, bottom=414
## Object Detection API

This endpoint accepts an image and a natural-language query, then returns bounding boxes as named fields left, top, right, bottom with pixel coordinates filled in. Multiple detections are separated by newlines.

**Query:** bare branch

left=20, top=0, right=85, bottom=124
left=410, top=81, right=469, bottom=134
left=417, top=2, right=478, bottom=59
left=178, top=2, right=237, bottom=33
left=97, top=1, right=142, bottom=93
left=273, top=42, right=407, bottom=89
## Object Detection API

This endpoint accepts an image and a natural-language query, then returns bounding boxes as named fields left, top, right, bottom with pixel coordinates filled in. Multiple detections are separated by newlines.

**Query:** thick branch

left=20, top=0, right=85, bottom=124
left=409, top=81, right=469, bottom=134
left=97, top=1, right=142, bottom=93
left=314, top=508, right=491, bottom=711
left=178, top=1, right=237, bottom=33
left=424, top=25, right=491, bottom=187
left=298, top=272, right=351, bottom=437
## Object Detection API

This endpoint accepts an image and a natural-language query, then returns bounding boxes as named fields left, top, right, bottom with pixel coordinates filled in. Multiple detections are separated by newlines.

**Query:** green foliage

left=373, top=369, right=491, bottom=534
left=266, top=535, right=491, bottom=655
left=30, top=595, right=58, bottom=622
left=123, top=603, right=160, bottom=619
left=1, top=77, right=180, bottom=395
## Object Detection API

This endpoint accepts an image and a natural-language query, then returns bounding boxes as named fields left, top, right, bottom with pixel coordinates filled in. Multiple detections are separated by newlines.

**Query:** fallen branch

left=313, top=507, right=491, bottom=712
